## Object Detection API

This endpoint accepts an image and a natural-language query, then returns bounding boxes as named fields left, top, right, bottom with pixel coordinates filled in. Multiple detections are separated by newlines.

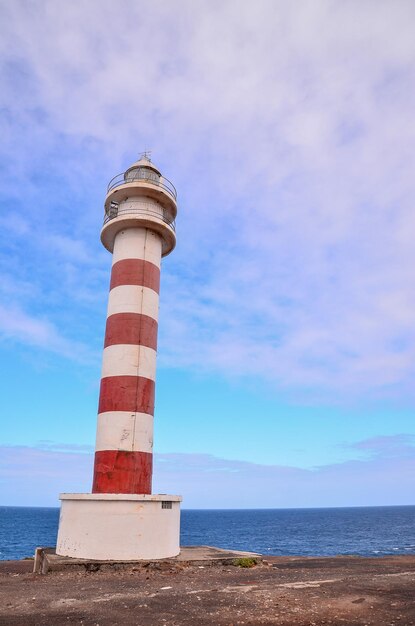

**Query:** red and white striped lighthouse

left=92, top=155, right=176, bottom=495
left=56, top=156, right=182, bottom=561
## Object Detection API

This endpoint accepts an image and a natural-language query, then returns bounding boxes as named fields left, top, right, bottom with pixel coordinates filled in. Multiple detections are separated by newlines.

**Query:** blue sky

left=0, top=0, right=414, bottom=507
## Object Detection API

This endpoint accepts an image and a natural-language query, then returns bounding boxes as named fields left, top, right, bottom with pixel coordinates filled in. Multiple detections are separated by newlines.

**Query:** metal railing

left=103, top=204, right=176, bottom=231
left=107, top=172, right=177, bottom=200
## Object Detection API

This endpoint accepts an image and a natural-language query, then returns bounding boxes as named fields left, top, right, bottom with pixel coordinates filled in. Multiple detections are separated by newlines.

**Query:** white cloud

left=0, top=304, right=94, bottom=363
left=1, top=1, right=415, bottom=399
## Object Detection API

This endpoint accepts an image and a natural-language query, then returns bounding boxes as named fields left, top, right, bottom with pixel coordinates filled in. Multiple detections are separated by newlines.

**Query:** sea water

left=0, top=505, right=414, bottom=561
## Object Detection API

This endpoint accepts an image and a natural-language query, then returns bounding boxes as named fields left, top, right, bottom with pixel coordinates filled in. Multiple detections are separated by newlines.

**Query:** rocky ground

left=0, top=555, right=414, bottom=625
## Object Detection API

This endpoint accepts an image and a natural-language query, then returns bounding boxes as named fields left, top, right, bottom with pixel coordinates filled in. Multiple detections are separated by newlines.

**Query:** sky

left=0, top=0, right=414, bottom=508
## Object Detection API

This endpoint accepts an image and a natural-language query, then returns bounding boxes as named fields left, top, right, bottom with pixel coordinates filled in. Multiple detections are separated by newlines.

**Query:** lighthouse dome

left=124, top=156, right=161, bottom=184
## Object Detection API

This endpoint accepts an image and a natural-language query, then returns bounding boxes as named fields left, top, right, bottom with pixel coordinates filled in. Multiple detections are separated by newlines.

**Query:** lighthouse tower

left=56, top=155, right=182, bottom=561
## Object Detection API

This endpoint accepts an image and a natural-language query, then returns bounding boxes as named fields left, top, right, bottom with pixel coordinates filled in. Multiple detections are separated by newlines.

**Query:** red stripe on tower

left=110, top=258, right=160, bottom=293
left=92, top=450, right=153, bottom=494
left=98, top=375, right=155, bottom=415
left=104, top=313, right=158, bottom=349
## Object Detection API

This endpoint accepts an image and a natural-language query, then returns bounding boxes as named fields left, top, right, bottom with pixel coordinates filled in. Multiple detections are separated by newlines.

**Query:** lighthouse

left=56, top=155, right=182, bottom=561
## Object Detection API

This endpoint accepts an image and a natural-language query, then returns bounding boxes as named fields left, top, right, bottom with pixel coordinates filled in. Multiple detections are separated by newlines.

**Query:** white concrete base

left=56, top=493, right=182, bottom=561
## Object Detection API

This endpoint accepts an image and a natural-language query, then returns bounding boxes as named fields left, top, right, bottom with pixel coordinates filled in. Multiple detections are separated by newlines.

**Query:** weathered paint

left=110, top=258, right=160, bottom=293
left=92, top=449, right=153, bottom=494
left=104, top=313, right=158, bottom=349
left=95, top=411, right=153, bottom=453
left=98, top=375, right=155, bottom=415
left=101, top=344, right=157, bottom=380
left=112, top=225, right=163, bottom=267
left=107, top=285, right=159, bottom=319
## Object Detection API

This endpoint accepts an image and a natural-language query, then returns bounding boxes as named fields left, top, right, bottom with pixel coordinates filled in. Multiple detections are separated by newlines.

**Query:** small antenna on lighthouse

left=139, top=150, right=152, bottom=161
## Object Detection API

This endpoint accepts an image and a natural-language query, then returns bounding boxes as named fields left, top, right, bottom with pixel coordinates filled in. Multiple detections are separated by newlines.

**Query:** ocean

left=0, top=505, right=414, bottom=561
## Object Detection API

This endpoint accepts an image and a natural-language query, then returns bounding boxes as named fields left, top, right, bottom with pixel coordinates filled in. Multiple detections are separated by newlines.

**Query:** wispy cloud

left=0, top=304, right=94, bottom=363
left=1, top=1, right=415, bottom=400
left=36, top=440, right=94, bottom=453
left=1, top=435, right=413, bottom=507
left=346, top=434, right=415, bottom=458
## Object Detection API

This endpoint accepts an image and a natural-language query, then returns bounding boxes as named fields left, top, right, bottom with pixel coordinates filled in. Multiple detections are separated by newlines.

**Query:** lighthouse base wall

left=56, top=493, right=181, bottom=561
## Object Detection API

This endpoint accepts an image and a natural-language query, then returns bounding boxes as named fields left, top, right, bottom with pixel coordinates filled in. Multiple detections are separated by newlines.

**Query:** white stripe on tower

left=101, top=344, right=157, bottom=380
left=112, top=227, right=162, bottom=267
left=107, top=285, right=159, bottom=318
left=95, top=411, right=153, bottom=453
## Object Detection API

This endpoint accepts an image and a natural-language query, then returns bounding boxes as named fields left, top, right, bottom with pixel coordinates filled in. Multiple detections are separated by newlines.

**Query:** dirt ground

left=0, top=555, right=414, bottom=625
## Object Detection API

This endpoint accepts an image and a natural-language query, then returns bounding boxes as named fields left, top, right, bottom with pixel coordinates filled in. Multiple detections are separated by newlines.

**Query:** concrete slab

left=33, top=545, right=262, bottom=574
